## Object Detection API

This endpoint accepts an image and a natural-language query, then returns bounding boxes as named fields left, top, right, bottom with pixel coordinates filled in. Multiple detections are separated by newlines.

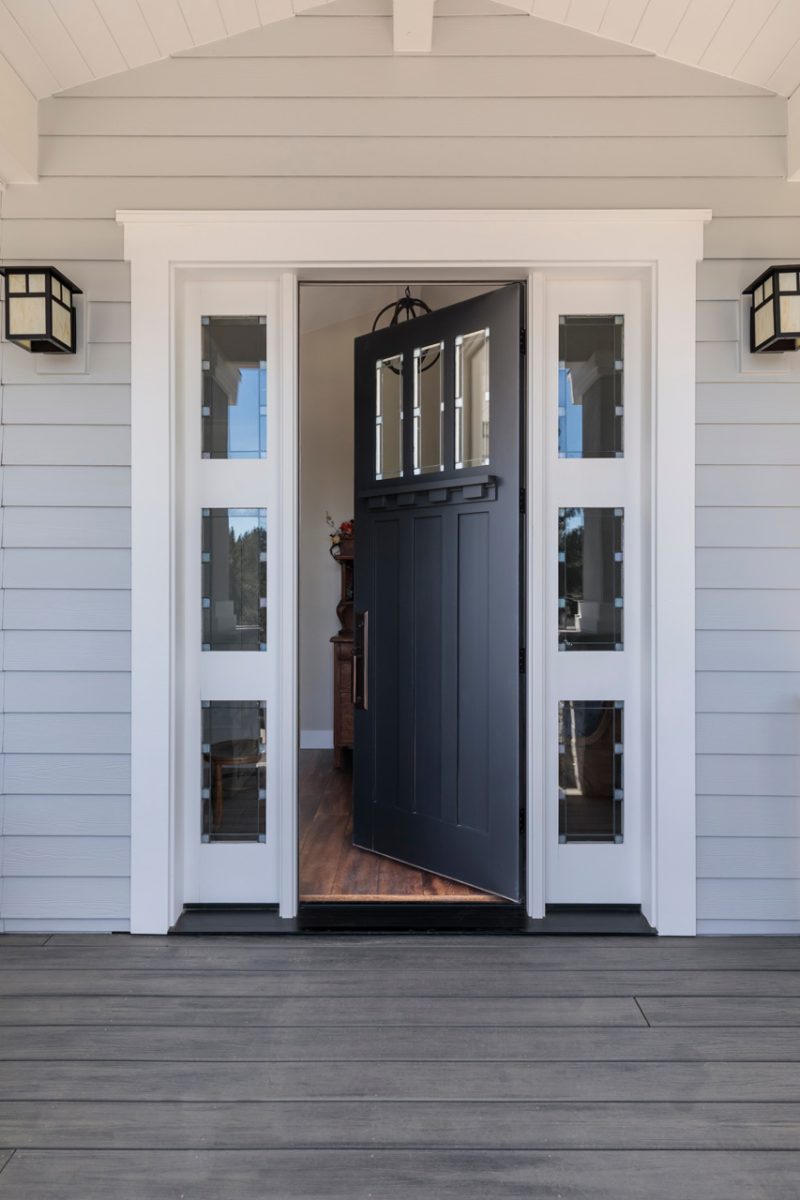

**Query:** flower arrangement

left=326, top=512, right=354, bottom=557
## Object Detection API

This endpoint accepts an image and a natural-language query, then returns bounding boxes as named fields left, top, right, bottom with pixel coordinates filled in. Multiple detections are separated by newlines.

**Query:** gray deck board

left=1, top=1023, right=798, bottom=1062
left=1, top=967, right=800, bottom=997
left=0, top=934, right=798, bottom=1192
left=1, top=1060, right=799, bottom=1102
left=1, top=1150, right=799, bottom=1200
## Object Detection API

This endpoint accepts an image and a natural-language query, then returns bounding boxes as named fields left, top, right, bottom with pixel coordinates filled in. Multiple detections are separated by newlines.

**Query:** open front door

left=352, top=284, right=524, bottom=901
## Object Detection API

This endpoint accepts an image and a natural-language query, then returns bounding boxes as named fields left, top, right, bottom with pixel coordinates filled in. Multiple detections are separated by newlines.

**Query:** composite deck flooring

left=0, top=934, right=798, bottom=1196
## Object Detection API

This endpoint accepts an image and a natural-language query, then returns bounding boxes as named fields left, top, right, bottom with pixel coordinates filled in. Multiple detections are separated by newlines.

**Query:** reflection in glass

left=202, top=508, right=267, bottom=651
left=559, top=508, right=623, bottom=651
left=455, top=328, right=490, bottom=469
left=376, top=354, right=403, bottom=480
left=559, top=701, right=623, bottom=843
left=202, top=316, right=267, bottom=459
left=413, top=342, right=444, bottom=475
left=202, top=701, right=266, bottom=842
left=559, top=315, right=623, bottom=459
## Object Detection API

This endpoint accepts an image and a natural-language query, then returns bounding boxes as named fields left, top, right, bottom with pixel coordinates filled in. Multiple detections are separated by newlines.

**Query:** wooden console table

left=330, top=549, right=354, bottom=768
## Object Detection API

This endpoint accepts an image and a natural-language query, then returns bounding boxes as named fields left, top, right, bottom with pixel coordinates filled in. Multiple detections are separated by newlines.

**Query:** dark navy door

left=352, top=284, right=524, bottom=901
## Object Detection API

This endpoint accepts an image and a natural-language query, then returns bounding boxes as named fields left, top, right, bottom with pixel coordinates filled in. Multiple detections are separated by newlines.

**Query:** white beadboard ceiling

left=0, top=0, right=799, bottom=99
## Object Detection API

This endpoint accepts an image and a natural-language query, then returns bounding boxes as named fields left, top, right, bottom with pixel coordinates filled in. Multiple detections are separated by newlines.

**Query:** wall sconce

left=743, top=266, right=800, bottom=353
left=0, top=266, right=82, bottom=353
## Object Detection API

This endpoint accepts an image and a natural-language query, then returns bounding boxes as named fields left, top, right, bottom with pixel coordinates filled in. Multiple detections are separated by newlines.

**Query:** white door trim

left=119, top=208, right=709, bottom=935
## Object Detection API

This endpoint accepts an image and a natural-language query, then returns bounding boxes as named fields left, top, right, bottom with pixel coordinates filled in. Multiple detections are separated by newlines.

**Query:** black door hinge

left=519, top=647, right=526, bottom=674
left=519, top=487, right=526, bottom=514
left=519, top=809, right=526, bottom=835
left=520, top=328, right=527, bottom=355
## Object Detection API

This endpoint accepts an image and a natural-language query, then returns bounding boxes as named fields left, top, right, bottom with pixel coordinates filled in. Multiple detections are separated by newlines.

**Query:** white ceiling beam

left=0, top=51, right=37, bottom=184
left=393, top=0, right=435, bottom=53
left=788, top=88, right=800, bottom=181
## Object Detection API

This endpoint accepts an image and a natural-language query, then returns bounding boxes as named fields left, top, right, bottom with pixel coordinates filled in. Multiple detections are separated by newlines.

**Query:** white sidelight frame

left=119, top=209, right=709, bottom=935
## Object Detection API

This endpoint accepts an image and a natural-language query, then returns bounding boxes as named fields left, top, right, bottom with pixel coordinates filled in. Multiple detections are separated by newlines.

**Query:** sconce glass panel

left=202, top=508, right=267, bottom=651
left=559, top=700, right=623, bottom=843
left=559, top=507, right=623, bottom=651
left=201, top=316, right=267, bottom=459
left=559, top=315, right=623, bottom=459
left=202, top=700, right=266, bottom=843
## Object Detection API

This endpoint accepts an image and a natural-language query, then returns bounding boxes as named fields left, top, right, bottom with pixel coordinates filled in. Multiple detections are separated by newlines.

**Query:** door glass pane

left=202, top=508, right=267, bottom=651
left=202, top=701, right=266, bottom=842
left=559, top=507, right=623, bottom=651
left=455, top=328, right=490, bottom=468
left=413, top=341, right=443, bottom=475
left=376, top=354, right=403, bottom=480
left=559, top=315, right=623, bottom=459
left=559, top=701, right=623, bottom=843
left=202, top=316, right=267, bottom=459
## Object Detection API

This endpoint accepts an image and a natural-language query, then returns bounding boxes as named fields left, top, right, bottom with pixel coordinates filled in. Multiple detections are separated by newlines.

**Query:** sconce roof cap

left=0, top=266, right=82, bottom=295
left=742, top=265, right=800, bottom=295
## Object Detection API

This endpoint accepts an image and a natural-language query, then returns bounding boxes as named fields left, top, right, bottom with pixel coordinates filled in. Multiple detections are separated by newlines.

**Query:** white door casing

left=120, top=209, right=707, bottom=934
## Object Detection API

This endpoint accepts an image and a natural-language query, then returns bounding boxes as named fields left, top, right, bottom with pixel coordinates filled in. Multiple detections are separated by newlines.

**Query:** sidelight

left=559, top=507, right=623, bottom=651
left=376, top=354, right=404, bottom=480
left=201, top=315, right=267, bottom=459
left=455, top=328, right=490, bottom=469
left=202, top=700, right=266, bottom=843
left=559, top=700, right=623, bottom=843
left=559, top=315, right=623, bottom=459
left=202, top=508, right=267, bottom=651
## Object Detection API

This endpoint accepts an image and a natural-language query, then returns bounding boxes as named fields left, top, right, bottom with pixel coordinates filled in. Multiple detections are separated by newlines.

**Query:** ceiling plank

left=699, top=0, right=780, bottom=77
left=393, top=0, right=434, bottom=51
left=53, top=1, right=127, bottom=79
left=565, top=0, right=608, bottom=35
left=733, top=0, right=800, bottom=88
left=0, top=51, right=37, bottom=182
left=598, top=0, right=648, bottom=43
left=94, top=0, right=161, bottom=69
left=3, top=0, right=91, bottom=91
left=178, top=0, right=227, bottom=44
left=665, top=0, right=734, bottom=67
left=0, top=2, right=60, bottom=97
left=217, top=0, right=260, bottom=34
left=136, top=0, right=194, bottom=54
left=633, top=0, right=692, bottom=56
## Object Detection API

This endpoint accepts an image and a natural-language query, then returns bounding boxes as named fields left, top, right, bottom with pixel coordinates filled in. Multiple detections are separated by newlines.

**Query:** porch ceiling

left=1, top=0, right=799, bottom=101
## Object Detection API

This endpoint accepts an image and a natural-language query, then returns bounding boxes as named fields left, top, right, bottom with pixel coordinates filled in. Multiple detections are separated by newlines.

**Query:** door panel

left=353, top=283, right=524, bottom=901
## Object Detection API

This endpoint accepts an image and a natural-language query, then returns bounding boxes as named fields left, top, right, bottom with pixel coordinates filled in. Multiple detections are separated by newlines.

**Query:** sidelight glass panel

left=376, top=353, right=403, bottom=480
left=559, top=507, right=623, bottom=651
left=201, top=316, right=267, bottom=459
left=202, top=508, right=267, bottom=651
left=202, top=700, right=266, bottom=842
left=559, top=700, right=623, bottom=843
left=559, top=315, right=623, bottom=459
left=455, top=328, right=490, bottom=468
left=413, top=341, right=444, bottom=475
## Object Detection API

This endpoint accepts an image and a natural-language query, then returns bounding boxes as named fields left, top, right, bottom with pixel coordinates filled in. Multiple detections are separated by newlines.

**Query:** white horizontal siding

left=3, top=795, right=129, bottom=836
left=3, top=672, right=130, bottom=713
left=1, top=10, right=799, bottom=931
left=2, top=590, right=130, bottom=630
left=2, top=509, right=130, bottom=548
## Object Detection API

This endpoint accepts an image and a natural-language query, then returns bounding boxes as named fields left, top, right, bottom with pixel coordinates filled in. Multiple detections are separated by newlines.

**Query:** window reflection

left=559, top=315, right=623, bottom=459
left=376, top=354, right=403, bottom=480
left=559, top=508, right=623, bottom=651
left=202, top=701, right=266, bottom=842
left=455, top=328, right=490, bottom=468
left=202, top=316, right=267, bottom=459
left=559, top=701, right=623, bottom=843
left=413, top=341, right=443, bottom=475
left=202, top=508, right=267, bottom=651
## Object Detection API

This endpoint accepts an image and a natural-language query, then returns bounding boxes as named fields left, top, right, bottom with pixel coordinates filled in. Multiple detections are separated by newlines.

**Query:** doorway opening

left=298, top=280, right=525, bottom=910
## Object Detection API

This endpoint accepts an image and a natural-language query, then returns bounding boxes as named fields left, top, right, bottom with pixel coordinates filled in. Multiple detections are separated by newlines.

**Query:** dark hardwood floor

left=299, top=748, right=500, bottom=902
left=0, top=933, right=799, bottom=1197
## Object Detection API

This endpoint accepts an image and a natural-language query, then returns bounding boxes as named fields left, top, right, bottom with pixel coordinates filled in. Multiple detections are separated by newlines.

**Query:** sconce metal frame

left=0, top=266, right=82, bottom=354
left=743, top=265, right=800, bottom=353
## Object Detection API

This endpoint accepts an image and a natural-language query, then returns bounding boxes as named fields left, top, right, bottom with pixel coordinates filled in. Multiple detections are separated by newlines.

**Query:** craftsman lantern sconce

left=743, top=265, right=800, bottom=353
left=0, top=266, right=82, bottom=354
